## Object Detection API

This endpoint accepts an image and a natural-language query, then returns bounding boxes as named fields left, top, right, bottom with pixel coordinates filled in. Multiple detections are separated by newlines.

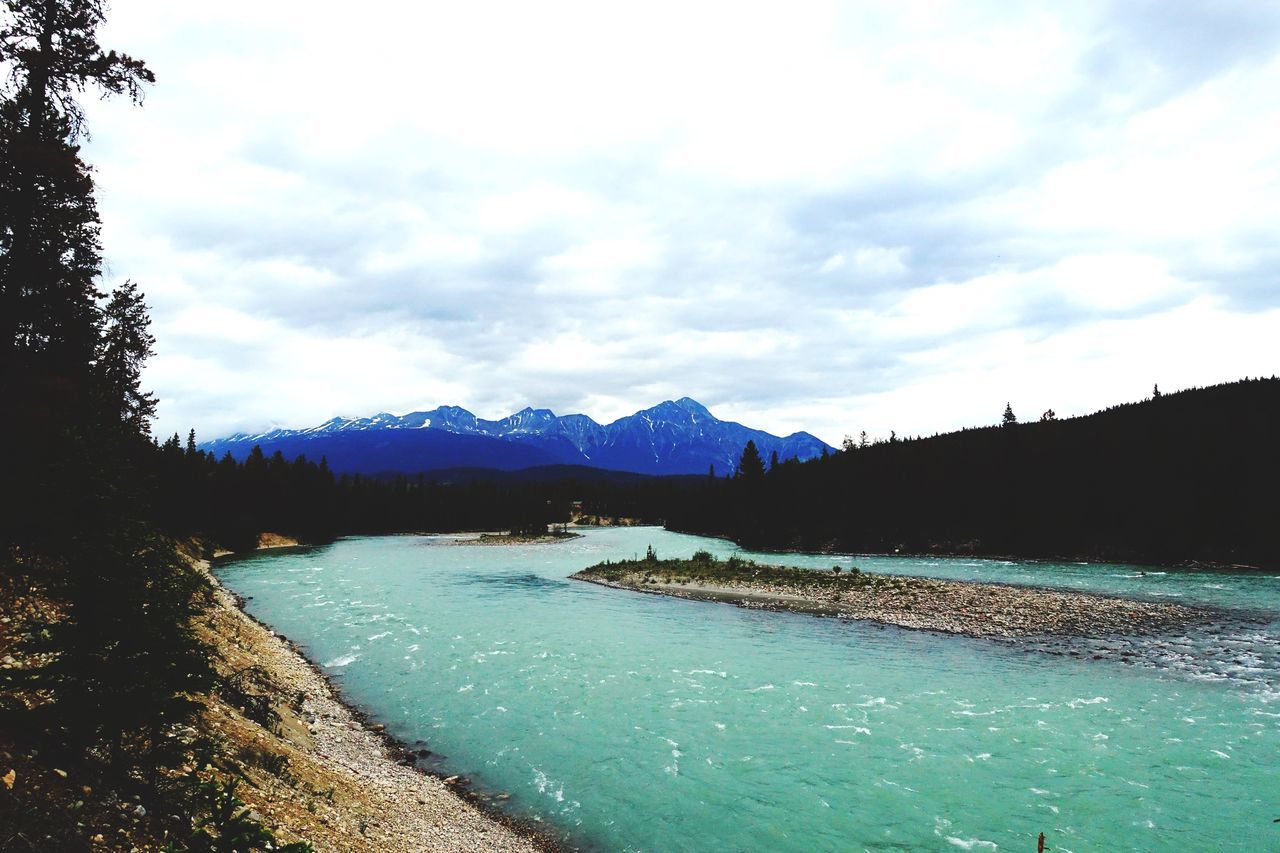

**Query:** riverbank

left=212, top=531, right=306, bottom=558
left=572, top=555, right=1211, bottom=639
left=196, top=558, right=550, bottom=852
left=468, top=531, right=581, bottom=546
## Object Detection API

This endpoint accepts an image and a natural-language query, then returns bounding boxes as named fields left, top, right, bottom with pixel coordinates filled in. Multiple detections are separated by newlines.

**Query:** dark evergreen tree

left=736, top=440, right=765, bottom=480
left=96, top=279, right=157, bottom=430
left=0, top=0, right=153, bottom=374
left=1002, top=402, right=1017, bottom=426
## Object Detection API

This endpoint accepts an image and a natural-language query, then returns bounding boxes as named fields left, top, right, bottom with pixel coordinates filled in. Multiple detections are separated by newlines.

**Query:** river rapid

left=216, top=527, right=1280, bottom=851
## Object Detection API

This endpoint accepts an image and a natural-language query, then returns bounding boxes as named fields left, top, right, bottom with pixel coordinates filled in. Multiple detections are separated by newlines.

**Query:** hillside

left=665, top=378, right=1280, bottom=568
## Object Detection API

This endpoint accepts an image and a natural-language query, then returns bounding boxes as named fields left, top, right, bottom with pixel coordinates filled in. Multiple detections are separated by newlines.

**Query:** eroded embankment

left=197, top=560, right=550, bottom=853
left=571, top=557, right=1211, bottom=640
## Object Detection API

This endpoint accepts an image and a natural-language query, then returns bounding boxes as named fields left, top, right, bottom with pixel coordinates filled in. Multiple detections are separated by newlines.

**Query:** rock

left=133, top=804, right=147, bottom=818
left=2, top=769, right=14, bottom=790
left=53, top=768, right=67, bottom=778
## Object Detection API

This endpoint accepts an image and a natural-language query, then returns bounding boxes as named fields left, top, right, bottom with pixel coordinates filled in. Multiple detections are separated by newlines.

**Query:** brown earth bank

left=572, top=556, right=1214, bottom=640
left=0, top=550, right=552, bottom=853
left=212, top=532, right=305, bottom=559
left=188, top=559, right=552, bottom=853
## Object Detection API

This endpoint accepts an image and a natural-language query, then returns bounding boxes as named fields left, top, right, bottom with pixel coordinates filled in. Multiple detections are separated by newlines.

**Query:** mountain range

left=199, top=398, right=834, bottom=476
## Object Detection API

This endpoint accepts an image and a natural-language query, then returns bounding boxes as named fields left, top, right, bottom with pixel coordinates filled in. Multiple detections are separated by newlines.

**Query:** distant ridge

left=200, top=398, right=834, bottom=476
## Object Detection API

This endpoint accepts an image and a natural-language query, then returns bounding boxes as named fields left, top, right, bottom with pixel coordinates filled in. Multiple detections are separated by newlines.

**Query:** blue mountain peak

left=201, top=397, right=834, bottom=476
left=672, top=397, right=712, bottom=419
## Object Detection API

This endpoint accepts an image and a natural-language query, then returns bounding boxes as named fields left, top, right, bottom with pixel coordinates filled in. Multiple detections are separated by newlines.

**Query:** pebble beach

left=571, top=559, right=1211, bottom=640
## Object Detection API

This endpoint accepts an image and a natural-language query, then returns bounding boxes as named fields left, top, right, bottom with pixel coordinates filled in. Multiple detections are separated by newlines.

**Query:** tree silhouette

left=1002, top=402, right=1017, bottom=426
left=0, top=0, right=154, bottom=372
left=736, top=440, right=765, bottom=480
left=0, top=0, right=218, bottom=809
left=97, top=279, right=157, bottom=430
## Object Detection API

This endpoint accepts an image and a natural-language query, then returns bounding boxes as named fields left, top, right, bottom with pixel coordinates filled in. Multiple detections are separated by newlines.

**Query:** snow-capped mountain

left=201, top=398, right=834, bottom=476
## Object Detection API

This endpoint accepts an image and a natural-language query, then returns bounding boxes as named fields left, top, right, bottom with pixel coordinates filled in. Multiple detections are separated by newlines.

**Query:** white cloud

left=70, top=1, right=1280, bottom=445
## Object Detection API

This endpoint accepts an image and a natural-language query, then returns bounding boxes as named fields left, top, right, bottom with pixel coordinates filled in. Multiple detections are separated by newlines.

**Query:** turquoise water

left=217, top=528, right=1280, bottom=851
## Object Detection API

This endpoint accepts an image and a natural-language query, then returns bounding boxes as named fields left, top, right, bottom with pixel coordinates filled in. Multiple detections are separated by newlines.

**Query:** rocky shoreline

left=198, top=559, right=554, bottom=852
left=572, top=557, right=1212, bottom=640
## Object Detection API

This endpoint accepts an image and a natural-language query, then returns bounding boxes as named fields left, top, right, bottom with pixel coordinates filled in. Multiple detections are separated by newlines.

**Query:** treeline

left=162, top=378, right=1280, bottom=570
left=147, top=438, right=689, bottom=548
left=148, top=439, right=573, bottom=547
left=663, top=378, right=1280, bottom=568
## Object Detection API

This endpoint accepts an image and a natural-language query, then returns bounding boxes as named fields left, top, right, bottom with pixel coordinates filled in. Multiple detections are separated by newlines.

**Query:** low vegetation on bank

left=572, top=550, right=1210, bottom=640
left=578, top=550, right=924, bottom=595
left=472, top=530, right=581, bottom=546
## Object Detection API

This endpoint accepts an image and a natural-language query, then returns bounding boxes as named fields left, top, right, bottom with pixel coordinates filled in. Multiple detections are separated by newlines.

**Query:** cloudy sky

left=84, top=0, right=1280, bottom=445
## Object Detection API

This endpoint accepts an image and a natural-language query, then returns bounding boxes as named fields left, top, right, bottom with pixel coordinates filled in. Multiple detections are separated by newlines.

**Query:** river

left=216, top=527, right=1280, bottom=851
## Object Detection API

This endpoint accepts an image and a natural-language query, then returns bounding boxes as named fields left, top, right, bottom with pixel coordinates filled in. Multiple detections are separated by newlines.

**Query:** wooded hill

left=665, top=378, right=1280, bottom=568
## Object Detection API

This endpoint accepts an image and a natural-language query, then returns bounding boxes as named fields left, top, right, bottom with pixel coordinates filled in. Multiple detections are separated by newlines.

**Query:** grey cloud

left=1090, top=1, right=1280, bottom=98
left=91, top=3, right=1280, bottom=443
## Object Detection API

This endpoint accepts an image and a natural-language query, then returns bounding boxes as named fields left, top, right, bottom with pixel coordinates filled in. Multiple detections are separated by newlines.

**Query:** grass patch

left=575, top=552, right=924, bottom=597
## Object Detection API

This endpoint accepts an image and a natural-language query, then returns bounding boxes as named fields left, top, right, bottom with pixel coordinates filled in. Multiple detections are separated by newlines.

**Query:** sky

left=82, top=0, right=1280, bottom=446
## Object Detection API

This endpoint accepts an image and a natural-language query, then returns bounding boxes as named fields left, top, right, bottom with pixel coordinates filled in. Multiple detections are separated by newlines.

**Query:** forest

left=155, top=377, right=1280, bottom=570
left=665, top=378, right=1280, bottom=568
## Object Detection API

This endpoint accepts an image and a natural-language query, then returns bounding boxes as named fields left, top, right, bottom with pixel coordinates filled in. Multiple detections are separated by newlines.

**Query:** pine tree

left=0, top=0, right=153, bottom=374
left=1002, top=402, right=1017, bottom=426
left=736, top=440, right=765, bottom=480
left=96, top=280, right=157, bottom=430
